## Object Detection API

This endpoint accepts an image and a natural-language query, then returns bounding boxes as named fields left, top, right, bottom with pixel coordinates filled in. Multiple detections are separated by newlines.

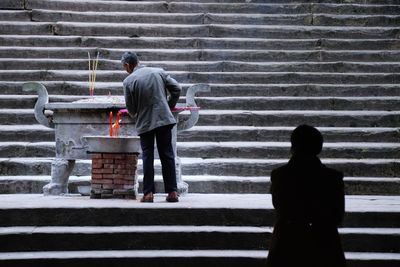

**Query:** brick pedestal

left=90, top=153, right=138, bottom=199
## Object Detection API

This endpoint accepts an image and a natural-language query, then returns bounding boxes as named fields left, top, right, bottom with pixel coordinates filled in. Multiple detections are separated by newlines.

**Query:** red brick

left=112, top=174, right=130, bottom=179
left=93, top=159, right=113, bottom=165
left=103, top=164, right=115, bottom=169
left=113, top=179, right=126, bottom=185
left=115, top=179, right=134, bottom=185
left=91, top=153, right=102, bottom=159
left=114, top=169, right=136, bottom=175
left=102, top=174, right=114, bottom=179
left=128, top=160, right=138, bottom=165
left=101, top=168, right=114, bottom=174
left=92, top=163, right=103, bottom=169
left=127, top=155, right=138, bottom=160
left=124, top=164, right=137, bottom=170
left=91, top=188, right=102, bottom=194
left=113, top=154, right=128, bottom=159
left=102, top=154, right=113, bottom=159
left=115, top=164, right=126, bottom=169
left=92, top=159, right=102, bottom=163
left=115, top=159, right=129, bottom=164
left=91, top=174, right=103, bottom=179
left=123, top=185, right=135, bottom=189
left=102, top=184, right=115, bottom=190
left=99, top=179, right=114, bottom=184
left=91, top=183, right=102, bottom=189
left=92, top=169, right=104, bottom=174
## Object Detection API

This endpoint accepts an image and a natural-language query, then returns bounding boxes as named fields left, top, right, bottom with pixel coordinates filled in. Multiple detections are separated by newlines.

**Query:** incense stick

left=88, top=51, right=100, bottom=96
left=88, top=52, right=92, bottom=96
left=92, top=52, right=99, bottom=96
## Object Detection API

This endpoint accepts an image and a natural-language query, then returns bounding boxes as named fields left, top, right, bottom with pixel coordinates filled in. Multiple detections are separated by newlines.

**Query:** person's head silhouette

left=291, top=125, right=323, bottom=156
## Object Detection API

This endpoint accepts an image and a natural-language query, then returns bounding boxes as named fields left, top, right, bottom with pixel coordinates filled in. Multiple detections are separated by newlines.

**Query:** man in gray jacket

left=121, top=51, right=181, bottom=203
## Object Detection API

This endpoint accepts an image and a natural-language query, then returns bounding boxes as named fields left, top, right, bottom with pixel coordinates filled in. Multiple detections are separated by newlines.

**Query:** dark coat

left=267, top=155, right=346, bottom=267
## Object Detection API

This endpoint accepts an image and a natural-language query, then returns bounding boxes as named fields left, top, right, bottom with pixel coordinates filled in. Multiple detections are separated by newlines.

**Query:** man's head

left=121, top=51, right=139, bottom=74
left=290, top=124, right=323, bottom=156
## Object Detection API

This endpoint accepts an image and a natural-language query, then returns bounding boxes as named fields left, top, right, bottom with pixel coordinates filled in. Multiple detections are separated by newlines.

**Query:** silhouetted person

left=267, top=125, right=346, bottom=267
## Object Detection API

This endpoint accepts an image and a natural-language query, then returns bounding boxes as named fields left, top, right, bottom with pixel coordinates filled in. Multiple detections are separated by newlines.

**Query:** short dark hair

left=290, top=124, right=323, bottom=156
left=121, top=51, right=138, bottom=66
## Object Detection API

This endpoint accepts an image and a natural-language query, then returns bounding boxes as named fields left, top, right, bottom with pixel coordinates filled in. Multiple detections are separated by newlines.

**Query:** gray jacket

left=123, top=66, right=181, bottom=135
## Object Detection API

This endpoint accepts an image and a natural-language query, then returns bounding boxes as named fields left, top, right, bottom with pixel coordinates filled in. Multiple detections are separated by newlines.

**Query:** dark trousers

left=139, top=124, right=177, bottom=195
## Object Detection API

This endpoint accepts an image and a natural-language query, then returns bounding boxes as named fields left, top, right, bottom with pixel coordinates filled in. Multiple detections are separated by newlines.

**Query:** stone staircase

left=0, top=0, right=399, bottom=266
left=0, top=194, right=399, bottom=266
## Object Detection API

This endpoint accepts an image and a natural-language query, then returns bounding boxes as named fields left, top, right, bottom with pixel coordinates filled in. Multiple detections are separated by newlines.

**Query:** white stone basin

left=84, top=136, right=141, bottom=154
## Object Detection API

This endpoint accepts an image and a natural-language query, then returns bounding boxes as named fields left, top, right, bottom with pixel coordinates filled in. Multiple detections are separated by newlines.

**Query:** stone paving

left=0, top=193, right=399, bottom=212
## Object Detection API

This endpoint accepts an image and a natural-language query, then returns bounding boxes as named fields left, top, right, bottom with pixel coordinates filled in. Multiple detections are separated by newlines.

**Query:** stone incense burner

left=24, top=82, right=210, bottom=196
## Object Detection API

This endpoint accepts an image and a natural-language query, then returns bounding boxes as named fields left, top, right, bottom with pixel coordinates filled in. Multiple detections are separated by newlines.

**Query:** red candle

left=110, top=111, right=113, bottom=137
left=115, top=112, right=121, bottom=136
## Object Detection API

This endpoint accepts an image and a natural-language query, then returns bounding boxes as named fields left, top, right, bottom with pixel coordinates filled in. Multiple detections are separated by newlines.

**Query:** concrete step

left=0, top=142, right=56, bottom=158
left=0, top=226, right=398, bottom=253
left=180, top=126, right=400, bottom=142
left=1, top=141, right=399, bottom=159
left=179, top=176, right=400, bottom=196
left=0, top=194, right=399, bottom=227
left=1, top=70, right=400, bottom=84
left=0, top=109, right=40, bottom=125
left=0, top=250, right=265, bottom=267
left=0, top=95, right=87, bottom=109
left=4, top=59, right=400, bottom=73
left=104, top=0, right=400, bottom=3
left=1, top=109, right=399, bottom=127
left=193, top=96, right=400, bottom=110
left=193, top=110, right=400, bottom=127
left=4, top=0, right=400, bottom=9
left=0, top=225, right=270, bottom=251
left=1, top=36, right=399, bottom=50
left=87, top=0, right=400, bottom=3
left=2, top=21, right=399, bottom=39
left=3, top=47, right=400, bottom=62
left=0, top=11, right=30, bottom=21
left=0, top=250, right=400, bottom=267
left=1, top=175, right=399, bottom=196
left=0, top=157, right=398, bottom=177
left=177, top=142, right=400, bottom=159
left=0, top=125, right=398, bottom=143
left=21, top=1, right=400, bottom=15
left=0, top=125, right=54, bottom=142
left=1, top=94, right=399, bottom=111
left=0, top=0, right=24, bottom=9
left=312, top=14, right=400, bottom=27
left=28, top=10, right=400, bottom=27
left=2, top=81, right=400, bottom=97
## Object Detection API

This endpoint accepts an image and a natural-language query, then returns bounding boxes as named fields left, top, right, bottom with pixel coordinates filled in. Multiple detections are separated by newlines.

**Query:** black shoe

left=140, top=193, right=154, bottom=203
left=166, top=191, right=179, bottom=202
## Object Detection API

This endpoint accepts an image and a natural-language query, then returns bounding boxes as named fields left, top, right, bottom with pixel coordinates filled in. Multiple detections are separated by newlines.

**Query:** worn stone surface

left=3, top=47, right=400, bottom=62
left=0, top=0, right=24, bottom=9
left=1, top=175, right=400, bottom=195
left=0, top=36, right=399, bottom=50
left=1, top=157, right=398, bottom=178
